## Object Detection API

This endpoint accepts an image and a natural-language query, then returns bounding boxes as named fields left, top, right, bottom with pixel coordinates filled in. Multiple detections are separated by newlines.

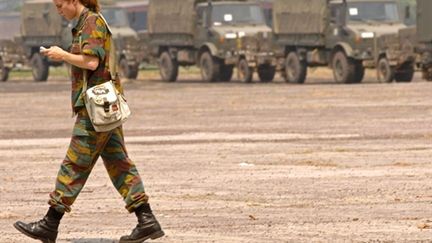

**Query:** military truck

left=0, top=0, right=72, bottom=82
left=101, top=1, right=150, bottom=80
left=272, top=0, right=412, bottom=84
left=147, top=0, right=275, bottom=82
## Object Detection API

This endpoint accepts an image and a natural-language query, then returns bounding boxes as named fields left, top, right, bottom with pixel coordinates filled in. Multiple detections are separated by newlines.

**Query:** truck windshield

left=127, top=11, right=147, bottom=32
left=347, top=2, right=400, bottom=22
left=211, top=4, right=266, bottom=26
left=101, top=8, right=129, bottom=28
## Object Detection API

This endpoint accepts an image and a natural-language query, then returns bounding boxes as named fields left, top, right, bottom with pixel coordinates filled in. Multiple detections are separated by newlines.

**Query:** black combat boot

left=14, top=207, right=63, bottom=243
left=119, top=203, right=165, bottom=243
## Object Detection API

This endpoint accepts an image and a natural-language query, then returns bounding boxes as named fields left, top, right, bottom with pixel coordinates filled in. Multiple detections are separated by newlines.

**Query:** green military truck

left=147, top=0, right=275, bottom=82
left=0, top=0, right=72, bottom=82
left=101, top=1, right=150, bottom=80
left=272, top=0, right=411, bottom=84
left=0, top=0, right=149, bottom=82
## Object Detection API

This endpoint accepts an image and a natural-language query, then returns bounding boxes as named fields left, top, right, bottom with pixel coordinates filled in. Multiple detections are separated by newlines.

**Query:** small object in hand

left=39, top=46, right=47, bottom=52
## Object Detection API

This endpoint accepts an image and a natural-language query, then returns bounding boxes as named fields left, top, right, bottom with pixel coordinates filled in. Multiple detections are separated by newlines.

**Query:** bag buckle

left=103, top=97, right=110, bottom=112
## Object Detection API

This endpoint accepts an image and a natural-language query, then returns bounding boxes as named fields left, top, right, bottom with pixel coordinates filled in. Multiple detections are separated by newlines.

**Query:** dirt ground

left=1, top=70, right=432, bottom=242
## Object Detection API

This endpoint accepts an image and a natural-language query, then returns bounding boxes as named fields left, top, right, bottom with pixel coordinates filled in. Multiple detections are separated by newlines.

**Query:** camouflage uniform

left=48, top=8, right=148, bottom=213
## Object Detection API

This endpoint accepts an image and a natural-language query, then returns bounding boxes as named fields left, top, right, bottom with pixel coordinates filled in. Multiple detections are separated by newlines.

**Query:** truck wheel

left=353, top=61, right=365, bottom=83
left=159, top=52, right=178, bottom=82
left=238, top=58, right=253, bottom=83
left=377, top=58, right=394, bottom=83
left=258, top=64, right=275, bottom=82
left=119, top=58, right=139, bottom=80
left=0, top=59, right=9, bottom=82
left=200, top=52, right=220, bottom=82
left=220, top=64, right=234, bottom=82
left=129, top=67, right=139, bottom=80
left=31, top=53, right=49, bottom=82
left=394, top=65, right=414, bottom=82
left=284, top=52, right=307, bottom=83
left=332, top=51, right=356, bottom=84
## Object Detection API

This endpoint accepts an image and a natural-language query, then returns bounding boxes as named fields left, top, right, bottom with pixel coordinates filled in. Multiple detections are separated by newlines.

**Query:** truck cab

left=327, top=0, right=412, bottom=82
left=329, top=0, right=405, bottom=60
left=148, top=0, right=274, bottom=82
left=273, top=0, right=410, bottom=84
left=194, top=1, right=274, bottom=82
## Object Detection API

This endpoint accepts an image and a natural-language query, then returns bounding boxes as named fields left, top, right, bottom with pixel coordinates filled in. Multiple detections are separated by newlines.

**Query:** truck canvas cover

left=273, top=0, right=328, bottom=35
left=148, top=0, right=196, bottom=35
left=417, top=0, right=432, bottom=43
left=21, top=0, right=63, bottom=37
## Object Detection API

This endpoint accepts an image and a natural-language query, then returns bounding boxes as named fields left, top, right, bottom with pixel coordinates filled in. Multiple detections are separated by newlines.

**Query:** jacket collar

left=72, top=8, right=90, bottom=34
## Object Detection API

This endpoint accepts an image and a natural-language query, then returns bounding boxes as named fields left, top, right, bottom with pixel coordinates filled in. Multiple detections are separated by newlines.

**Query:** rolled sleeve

left=81, top=16, right=107, bottom=61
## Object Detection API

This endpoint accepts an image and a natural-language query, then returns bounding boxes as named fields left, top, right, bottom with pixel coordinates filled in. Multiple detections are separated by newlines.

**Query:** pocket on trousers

left=72, top=114, right=93, bottom=136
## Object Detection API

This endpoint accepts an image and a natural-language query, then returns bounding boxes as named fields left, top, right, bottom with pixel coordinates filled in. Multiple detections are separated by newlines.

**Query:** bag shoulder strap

left=81, top=13, right=117, bottom=93
left=98, top=13, right=117, bottom=78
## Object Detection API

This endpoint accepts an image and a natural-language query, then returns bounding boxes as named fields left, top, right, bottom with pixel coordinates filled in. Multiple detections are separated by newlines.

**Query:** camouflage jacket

left=70, top=8, right=119, bottom=112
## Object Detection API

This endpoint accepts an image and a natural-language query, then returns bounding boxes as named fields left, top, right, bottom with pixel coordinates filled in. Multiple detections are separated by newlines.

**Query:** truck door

left=195, top=5, right=210, bottom=48
left=326, top=3, right=347, bottom=49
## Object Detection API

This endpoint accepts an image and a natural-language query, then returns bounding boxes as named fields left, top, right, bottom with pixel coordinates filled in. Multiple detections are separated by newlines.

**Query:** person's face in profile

left=53, top=0, right=79, bottom=21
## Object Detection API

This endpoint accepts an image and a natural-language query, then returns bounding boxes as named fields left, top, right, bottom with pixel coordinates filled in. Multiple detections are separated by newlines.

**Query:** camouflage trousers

left=48, top=108, right=148, bottom=213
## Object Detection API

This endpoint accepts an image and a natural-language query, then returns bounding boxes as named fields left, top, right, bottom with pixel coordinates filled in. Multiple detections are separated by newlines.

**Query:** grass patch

left=7, top=65, right=203, bottom=81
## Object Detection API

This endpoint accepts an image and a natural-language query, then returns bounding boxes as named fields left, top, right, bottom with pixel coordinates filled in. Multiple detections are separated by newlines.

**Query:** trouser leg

left=101, top=126, right=149, bottom=212
left=49, top=127, right=112, bottom=213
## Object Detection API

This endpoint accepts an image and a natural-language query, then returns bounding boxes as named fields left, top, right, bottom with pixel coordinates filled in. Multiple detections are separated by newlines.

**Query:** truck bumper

left=351, top=49, right=374, bottom=62
left=222, top=51, right=276, bottom=67
left=245, top=52, right=276, bottom=67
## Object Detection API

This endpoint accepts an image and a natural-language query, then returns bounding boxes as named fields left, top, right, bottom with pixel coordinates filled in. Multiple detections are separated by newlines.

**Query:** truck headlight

left=360, top=32, right=374, bottom=39
left=225, top=33, right=237, bottom=39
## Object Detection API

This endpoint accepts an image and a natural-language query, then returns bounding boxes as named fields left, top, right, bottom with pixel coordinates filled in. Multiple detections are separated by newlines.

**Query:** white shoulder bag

left=81, top=14, right=131, bottom=132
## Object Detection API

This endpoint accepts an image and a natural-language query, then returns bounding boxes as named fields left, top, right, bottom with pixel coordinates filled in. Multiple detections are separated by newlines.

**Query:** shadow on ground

left=70, top=239, right=116, bottom=243
left=69, top=239, right=165, bottom=243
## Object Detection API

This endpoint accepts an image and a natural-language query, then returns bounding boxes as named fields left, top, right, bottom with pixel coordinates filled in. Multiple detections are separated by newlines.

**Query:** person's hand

left=40, top=46, right=67, bottom=62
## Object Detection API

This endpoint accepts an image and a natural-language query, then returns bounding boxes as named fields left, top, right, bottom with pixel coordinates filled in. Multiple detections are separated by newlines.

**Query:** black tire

left=284, top=52, right=307, bottom=83
left=332, top=51, right=356, bottom=84
left=0, top=59, right=9, bottom=82
left=238, top=58, right=253, bottom=83
left=119, top=58, right=139, bottom=80
left=377, top=58, right=394, bottom=83
left=220, top=64, right=234, bottom=82
left=257, top=64, right=276, bottom=82
left=200, top=52, right=220, bottom=82
left=394, top=65, right=414, bottom=82
left=31, top=53, right=49, bottom=82
left=353, top=61, right=365, bottom=83
left=159, top=52, right=178, bottom=82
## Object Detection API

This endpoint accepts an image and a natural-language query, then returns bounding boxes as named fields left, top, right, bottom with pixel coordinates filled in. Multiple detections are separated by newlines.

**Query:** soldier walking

left=13, top=0, right=164, bottom=242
